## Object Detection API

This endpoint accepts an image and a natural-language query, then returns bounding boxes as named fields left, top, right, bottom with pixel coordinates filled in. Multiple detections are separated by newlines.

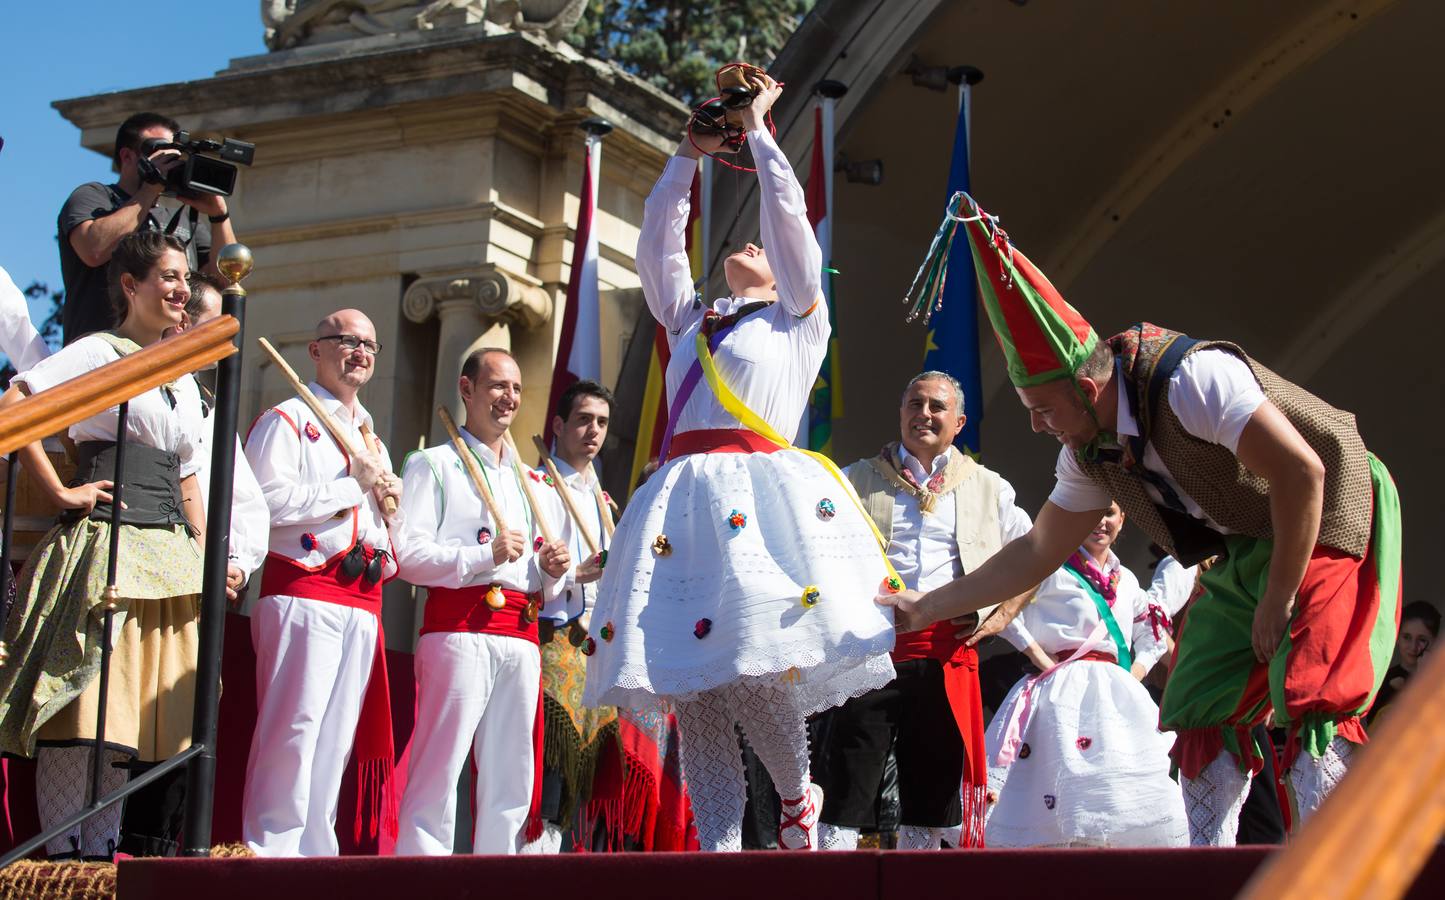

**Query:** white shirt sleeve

left=996, top=477, right=1034, bottom=544
left=1167, top=350, right=1266, bottom=453
left=393, top=450, right=495, bottom=588
left=15, top=336, right=111, bottom=396
left=1146, top=555, right=1198, bottom=618
left=1046, top=446, right=1114, bottom=513
left=0, top=266, right=50, bottom=373
left=244, top=408, right=367, bottom=528
left=636, top=156, right=702, bottom=339
left=1001, top=616, right=1036, bottom=652
left=750, top=127, right=827, bottom=325
left=1127, top=573, right=1171, bottom=674
left=228, top=438, right=272, bottom=578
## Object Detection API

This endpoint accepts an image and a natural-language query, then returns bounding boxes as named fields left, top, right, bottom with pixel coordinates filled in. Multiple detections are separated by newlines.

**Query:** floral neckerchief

left=1064, top=549, right=1120, bottom=607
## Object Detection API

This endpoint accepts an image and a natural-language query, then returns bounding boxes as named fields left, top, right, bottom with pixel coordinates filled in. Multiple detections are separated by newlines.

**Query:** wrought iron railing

left=0, top=244, right=251, bottom=863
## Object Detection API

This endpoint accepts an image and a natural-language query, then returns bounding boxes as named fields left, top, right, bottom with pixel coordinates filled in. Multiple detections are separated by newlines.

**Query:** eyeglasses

left=317, top=334, right=382, bottom=355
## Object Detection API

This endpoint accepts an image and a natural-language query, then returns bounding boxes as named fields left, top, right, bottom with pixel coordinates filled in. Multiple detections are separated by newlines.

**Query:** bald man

left=241, top=309, right=404, bottom=857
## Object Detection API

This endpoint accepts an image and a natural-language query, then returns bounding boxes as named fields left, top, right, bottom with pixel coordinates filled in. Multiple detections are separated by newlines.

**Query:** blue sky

left=1, top=3, right=267, bottom=323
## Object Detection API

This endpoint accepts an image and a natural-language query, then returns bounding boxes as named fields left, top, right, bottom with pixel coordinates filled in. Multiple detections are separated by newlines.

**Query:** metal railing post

left=0, top=450, right=19, bottom=662
left=180, top=244, right=252, bottom=855
left=91, top=401, right=130, bottom=814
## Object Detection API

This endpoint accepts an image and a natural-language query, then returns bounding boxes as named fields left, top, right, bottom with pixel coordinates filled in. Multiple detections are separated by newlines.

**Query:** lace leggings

left=36, top=746, right=128, bottom=859
left=675, top=681, right=811, bottom=852
left=1181, top=737, right=1355, bottom=845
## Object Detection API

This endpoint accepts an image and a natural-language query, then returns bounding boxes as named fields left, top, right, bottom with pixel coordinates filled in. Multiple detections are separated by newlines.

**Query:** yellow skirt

left=35, top=594, right=200, bottom=762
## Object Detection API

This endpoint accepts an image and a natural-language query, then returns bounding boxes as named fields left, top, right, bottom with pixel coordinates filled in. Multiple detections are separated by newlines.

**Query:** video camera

left=137, top=131, right=256, bottom=198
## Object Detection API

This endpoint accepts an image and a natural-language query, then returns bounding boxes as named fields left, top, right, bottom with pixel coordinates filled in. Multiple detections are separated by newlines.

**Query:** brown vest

left=1075, top=324, right=1373, bottom=565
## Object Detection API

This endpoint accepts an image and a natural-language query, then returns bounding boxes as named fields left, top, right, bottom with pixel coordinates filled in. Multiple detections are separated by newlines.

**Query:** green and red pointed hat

left=960, top=193, right=1096, bottom=386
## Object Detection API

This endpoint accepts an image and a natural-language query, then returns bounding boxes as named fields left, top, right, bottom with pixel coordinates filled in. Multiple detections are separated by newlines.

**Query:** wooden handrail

left=1239, top=641, right=1445, bottom=899
left=0, top=316, right=238, bottom=458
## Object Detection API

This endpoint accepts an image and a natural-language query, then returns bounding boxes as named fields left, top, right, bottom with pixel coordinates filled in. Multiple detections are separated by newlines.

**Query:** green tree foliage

left=567, top=0, right=816, bottom=106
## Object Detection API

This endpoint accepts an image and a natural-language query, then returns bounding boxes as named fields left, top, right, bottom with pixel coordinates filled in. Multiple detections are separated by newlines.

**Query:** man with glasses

left=241, top=309, right=404, bottom=856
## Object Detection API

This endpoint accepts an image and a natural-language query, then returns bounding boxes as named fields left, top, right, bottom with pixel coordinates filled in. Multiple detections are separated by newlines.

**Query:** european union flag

left=922, top=88, right=983, bottom=454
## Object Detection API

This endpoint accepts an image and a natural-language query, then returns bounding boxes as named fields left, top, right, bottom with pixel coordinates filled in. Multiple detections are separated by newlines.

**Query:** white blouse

left=636, top=129, right=829, bottom=443
left=1003, top=550, right=1169, bottom=674
left=16, top=333, right=201, bottom=478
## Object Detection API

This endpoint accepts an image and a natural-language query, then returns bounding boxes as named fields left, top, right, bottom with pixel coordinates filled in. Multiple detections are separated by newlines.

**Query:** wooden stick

left=256, top=337, right=397, bottom=515
left=588, top=464, right=617, bottom=538
left=502, top=431, right=555, bottom=545
left=435, top=405, right=508, bottom=534
left=530, top=434, right=598, bottom=556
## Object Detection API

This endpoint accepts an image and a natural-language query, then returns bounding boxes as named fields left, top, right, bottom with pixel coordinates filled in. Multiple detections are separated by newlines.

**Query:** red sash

left=257, top=554, right=396, bottom=842
left=420, top=585, right=541, bottom=643
left=665, top=428, right=780, bottom=461
left=891, top=623, right=987, bottom=846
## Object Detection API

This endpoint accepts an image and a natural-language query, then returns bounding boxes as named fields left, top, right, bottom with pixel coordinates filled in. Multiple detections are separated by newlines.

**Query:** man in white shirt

left=883, top=199, right=1402, bottom=847
left=393, top=347, right=572, bottom=855
left=242, top=309, right=402, bottom=857
left=813, top=371, right=1033, bottom=851
left=520, top=379, right=616, bottom=853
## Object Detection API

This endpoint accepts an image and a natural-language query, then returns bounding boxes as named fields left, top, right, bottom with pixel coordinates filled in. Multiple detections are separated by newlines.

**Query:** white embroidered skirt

left=984, top=659, right=1188, bottom=848
left=583, top=449, right=896, bottom=715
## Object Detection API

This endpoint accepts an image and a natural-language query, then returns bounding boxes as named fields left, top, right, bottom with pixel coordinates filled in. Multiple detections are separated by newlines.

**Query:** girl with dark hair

left=0, top=230, right=207, bottom=859
left=1368, top=601, right=1440, bottom=727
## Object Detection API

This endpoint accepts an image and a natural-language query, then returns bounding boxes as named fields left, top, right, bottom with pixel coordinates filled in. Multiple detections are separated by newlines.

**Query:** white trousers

left=394, top=632, right=541, bottom=856
left=242, top=594, right=378, bottom=857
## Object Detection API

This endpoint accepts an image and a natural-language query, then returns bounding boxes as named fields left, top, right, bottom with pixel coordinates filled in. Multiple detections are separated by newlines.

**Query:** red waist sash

left=259, top=552, right=383, bottom=615
left=665, top=428, right=780, bottom=461
left=1054, top=648, right=1117, bottom=665
left=891, top=621, right=986, bottom=818
left=421, top=585, right=541, bottom=644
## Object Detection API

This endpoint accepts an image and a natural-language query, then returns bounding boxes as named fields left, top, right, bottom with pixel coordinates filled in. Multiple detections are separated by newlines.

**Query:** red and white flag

left=549, top=132, right=604, bottom=418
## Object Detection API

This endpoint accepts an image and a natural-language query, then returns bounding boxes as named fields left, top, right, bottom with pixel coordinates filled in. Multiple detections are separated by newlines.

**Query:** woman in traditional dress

left=0, top=231, right=206, bottom=859
left=582, top=72, right=896, bottom=851
left=985, top=502, right=1188, bottom=848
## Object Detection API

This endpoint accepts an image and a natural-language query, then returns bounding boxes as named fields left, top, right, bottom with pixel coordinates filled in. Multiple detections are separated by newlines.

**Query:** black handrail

left=180, top=279, right=246, bottom=855
left=90, top=401, right=129, bottom=825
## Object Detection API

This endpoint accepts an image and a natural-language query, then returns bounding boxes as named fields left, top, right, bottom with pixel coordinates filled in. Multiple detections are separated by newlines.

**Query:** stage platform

left=117, top=846, right=1445, bottom=900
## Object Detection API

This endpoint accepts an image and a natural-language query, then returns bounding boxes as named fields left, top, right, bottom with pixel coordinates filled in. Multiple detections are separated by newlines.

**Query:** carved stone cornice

left=403, top=266, right=552, bottom=329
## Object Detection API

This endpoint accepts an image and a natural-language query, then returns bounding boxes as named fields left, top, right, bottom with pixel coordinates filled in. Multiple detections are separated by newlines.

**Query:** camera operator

left=57, top=112, right=239, bottom=345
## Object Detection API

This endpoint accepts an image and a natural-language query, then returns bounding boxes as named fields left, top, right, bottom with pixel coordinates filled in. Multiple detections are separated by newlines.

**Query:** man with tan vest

left=813, top=371, right=1034, bottom=851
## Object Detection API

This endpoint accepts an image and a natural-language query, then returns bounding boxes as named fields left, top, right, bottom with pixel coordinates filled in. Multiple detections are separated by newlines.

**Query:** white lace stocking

left=36, top=746, right=127, bottom=859
left=898, top=824, right=944, bottom=850
left=819, top=823, right=859, bottom=851
left=677, top=690, right=747, bottom=852
left=1180, top=753, right=1251, bottom=846
left=1289, top=736, right=1355, bottom=824
left=677, top=681, right=814, bottom=852
left=728, top=680, right=810, bottom=802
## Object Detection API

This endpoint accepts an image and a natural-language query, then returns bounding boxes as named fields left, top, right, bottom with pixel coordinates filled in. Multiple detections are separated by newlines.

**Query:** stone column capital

left=402, top=266, right=553, bottom=329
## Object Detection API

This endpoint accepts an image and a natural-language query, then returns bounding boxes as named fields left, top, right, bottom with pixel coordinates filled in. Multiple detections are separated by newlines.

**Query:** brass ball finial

left=216, top=243, right=254, bottom=287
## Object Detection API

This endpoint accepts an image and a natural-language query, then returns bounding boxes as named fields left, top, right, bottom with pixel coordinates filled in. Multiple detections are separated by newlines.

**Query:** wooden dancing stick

left=501, top=430, right=556, bottom=545
left=256, top=337, right=397, bottom=515
left=530, top=434, right=599, bottom=556
left=435, top=405, right=508, bottom=535
left=588, top=463, right=617, bottom=539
